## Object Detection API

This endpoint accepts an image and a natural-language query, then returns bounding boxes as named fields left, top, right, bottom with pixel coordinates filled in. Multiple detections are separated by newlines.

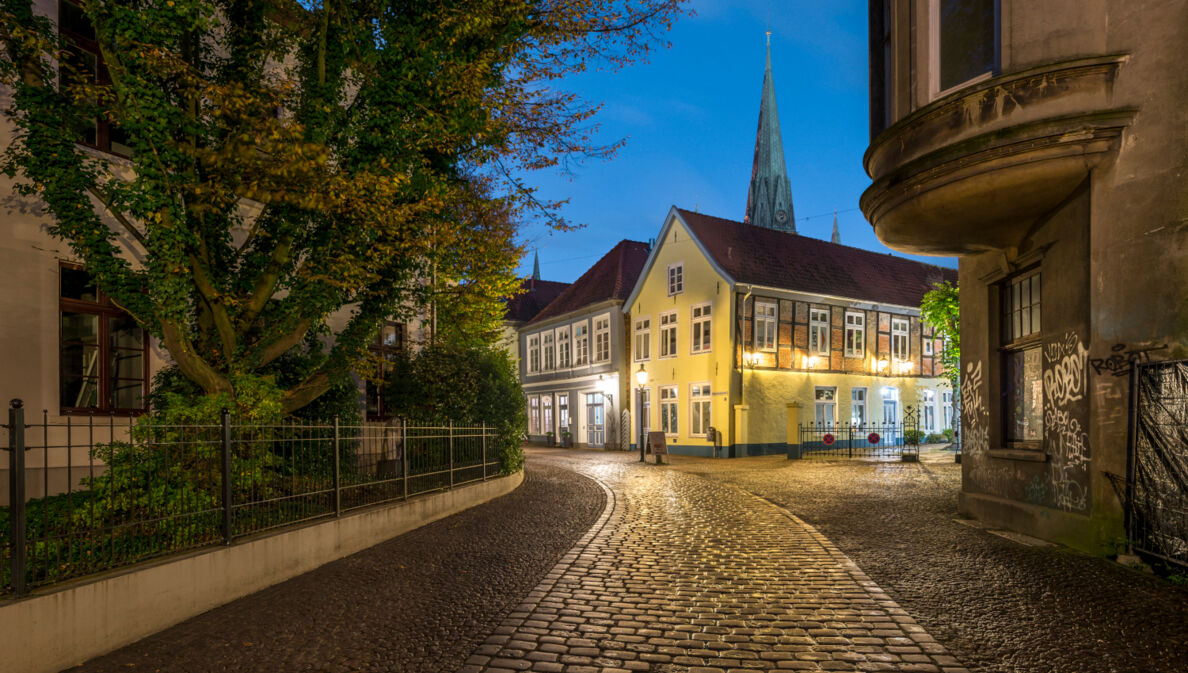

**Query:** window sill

left=988, top=448, right=1048, bottom=462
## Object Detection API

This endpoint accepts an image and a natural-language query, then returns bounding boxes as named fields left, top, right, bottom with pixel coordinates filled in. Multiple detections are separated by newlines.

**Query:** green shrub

left=942, top=427, right=955, bottom=442
left=925, top=432, right=948, bottom=444
left=386, top=343, right=527, bottom=473
left=904, top=429, right=926, bottom=445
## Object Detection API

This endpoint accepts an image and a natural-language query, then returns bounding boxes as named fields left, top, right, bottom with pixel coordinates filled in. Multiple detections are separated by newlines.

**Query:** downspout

left=733, top=284, right=752, bottom=454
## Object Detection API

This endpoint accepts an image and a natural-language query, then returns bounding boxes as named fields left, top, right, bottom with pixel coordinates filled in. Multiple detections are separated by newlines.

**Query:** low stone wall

left=0, top=471, right=523, bottom=673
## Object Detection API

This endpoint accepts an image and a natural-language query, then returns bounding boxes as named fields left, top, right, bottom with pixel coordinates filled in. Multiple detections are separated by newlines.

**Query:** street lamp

left=635, top=364, right=648, bottom=462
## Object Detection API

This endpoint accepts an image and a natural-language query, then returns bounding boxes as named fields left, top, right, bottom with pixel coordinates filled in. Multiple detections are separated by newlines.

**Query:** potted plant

left=560, top=428, right=572, bottom=448
left=545, top=430, right=555, bottom=447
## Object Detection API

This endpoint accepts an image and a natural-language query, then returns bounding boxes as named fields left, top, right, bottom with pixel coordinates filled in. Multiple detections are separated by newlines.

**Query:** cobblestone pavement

left=463, top=449, right=970, bottom=673
left=666, top=449, right=1188, bottom=673
left=66, top=462, right=605, bottom=673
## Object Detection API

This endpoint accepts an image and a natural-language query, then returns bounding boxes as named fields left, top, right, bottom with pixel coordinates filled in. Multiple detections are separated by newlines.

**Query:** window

left=891, top=318, right=909, bottom=361
left=923, top=335, right=935, bottom=356
left=691, top=303, right=712, bottom=353
left=755, top=301, right=777, bottom=351
left=690, top=384, right=711, bottom=436
left=634, top=317, right=650, bottom=361
left=59, top=265, right=148, bottom=413
left=845, top=312, right=865, bottom=358
left=922, top=389, right=936, bottom=431
left=942, top=391, right=954, bottom=429
left=815, top=387, right=837, bottom=426
left=638, top=388, right=651, bottom=435
left=851, top=388, right=867, bottom=426
left=528, top=396, right=540, bottom=434
left=1002, top=271, right=1043, bottom=444
left=58, top=0, right=132, bottom=156
left=931, top=0, right=999, bottom=95
left=593, top=315, right=611, bottom=363
left=660, top=386, right=678, bottom=435
left=882, top=387, right=899, bottom=424
left=667, top=263, right=684, bottom=295
left=573, top=323, right=589, bottom=366
left=659, top=311, right=677, bottom=358
left=366, top=320, right=405, bottom=420
left=527, top=334, right=541, bottom=373
left=557, top=326, right=571, bottom=368
left=542, top=331, right=555, bottom=371
left=558, top=394, right=570, bottom=432
left=809, top=308, right=829, bottom=355
left=542, top=395, right=554, bottom=435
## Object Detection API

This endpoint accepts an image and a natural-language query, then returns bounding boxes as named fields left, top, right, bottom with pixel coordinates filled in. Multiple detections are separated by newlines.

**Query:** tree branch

left=85, top=186, right=148, bottom=247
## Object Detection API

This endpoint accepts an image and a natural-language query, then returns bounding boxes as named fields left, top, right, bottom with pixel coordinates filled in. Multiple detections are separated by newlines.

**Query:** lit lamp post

left=635, top=363, right=648, bottom=462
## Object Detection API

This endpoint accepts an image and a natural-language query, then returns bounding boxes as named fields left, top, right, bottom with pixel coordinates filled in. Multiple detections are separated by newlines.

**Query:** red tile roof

left=528, top=240, right=650, bottom=325
left=677, top=209, right=957, bottom=307
left=504, top=278, right=571, bottom=323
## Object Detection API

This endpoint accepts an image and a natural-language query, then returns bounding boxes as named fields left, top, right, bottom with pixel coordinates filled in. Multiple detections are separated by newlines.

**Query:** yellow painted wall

left=627, top=214, right=732, bottom=454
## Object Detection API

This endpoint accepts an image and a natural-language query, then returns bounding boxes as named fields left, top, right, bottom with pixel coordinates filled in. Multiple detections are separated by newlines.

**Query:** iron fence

left=2, top=401, right=503, bottom=598
left=798, top=421, right=920, bottom=459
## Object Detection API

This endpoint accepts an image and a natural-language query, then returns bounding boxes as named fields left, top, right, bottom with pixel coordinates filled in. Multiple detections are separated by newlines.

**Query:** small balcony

left=861, top=55, right=1135, bottom=255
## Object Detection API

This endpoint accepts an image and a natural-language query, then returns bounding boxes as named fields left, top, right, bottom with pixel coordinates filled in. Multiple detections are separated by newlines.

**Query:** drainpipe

left=733, top=284, right=752, bottom=453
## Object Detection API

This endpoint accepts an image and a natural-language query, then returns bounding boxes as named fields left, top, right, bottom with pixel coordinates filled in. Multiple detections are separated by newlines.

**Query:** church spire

left=831, top=213, right=841, bottom=244
left=744, top=33, right=796, bottom=233
left=532, top=250, right=541, bottom=282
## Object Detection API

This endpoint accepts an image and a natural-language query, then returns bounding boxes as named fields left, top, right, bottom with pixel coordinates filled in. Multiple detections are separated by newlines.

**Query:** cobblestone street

left=63, top=448, right=1188, bottom=673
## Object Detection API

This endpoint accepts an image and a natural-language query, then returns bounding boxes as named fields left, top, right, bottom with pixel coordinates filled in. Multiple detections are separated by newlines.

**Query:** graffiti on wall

left=1044, top=331, right=1089, bottom=512
left=1089, top=342, right=1168, bottom=378
left=961, top=360, right=988, bottom=457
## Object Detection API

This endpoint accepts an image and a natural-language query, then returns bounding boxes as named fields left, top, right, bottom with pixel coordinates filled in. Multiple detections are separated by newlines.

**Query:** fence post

left=448, top=420, right=454, bottom=489
left=221, top=408, right=233, bottom=545
left=9, top=399, right=27, bottom=596
left=401, top=418, right=409, bottom=500
left=482, top=422, right=487, bottom=481
left=333, top=415, right=341, bottom=517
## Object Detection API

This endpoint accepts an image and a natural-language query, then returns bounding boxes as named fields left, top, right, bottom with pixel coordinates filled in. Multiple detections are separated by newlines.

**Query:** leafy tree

left=920, top=279, right=960, bottom=388
left=0, top=0, right=688, bottom=413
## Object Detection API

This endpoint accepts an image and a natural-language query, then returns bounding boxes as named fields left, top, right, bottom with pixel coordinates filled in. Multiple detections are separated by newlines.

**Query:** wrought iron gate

left=1127, top=359, right=1188, bottom=567
left=798, top=405, right=921, bottom=459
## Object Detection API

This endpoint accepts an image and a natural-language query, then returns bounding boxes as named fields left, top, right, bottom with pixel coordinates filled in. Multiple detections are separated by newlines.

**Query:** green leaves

left=920, top=280, right=960, bottom=388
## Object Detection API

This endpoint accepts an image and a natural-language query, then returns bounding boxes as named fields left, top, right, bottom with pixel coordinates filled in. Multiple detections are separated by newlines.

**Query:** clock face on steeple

left=775, top=210, right=788, bottom=224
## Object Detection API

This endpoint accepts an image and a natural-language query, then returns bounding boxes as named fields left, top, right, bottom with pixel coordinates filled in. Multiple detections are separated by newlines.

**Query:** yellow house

left=623, top=207, right=957, bottom=457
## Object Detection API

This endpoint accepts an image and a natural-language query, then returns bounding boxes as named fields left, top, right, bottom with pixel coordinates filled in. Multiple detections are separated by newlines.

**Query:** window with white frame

left=690, top=383, right=711, bottom=436
left=557, top=326, right=571, bottom=368
left=851, top=388, right=867, bottom=425
left=691, top=303, right=712, bottom=353
left=667, top=263, right=684, bottom=295
left=891, top=317, right=909, bottom=360
left=755, top=301, right=777, bottom=351
left=845, top=311, right=865, bottom=358
left=659, top=311, right=677, bottom=358
left=923, top=334, right=935, bottom=356
left=542, top=331, right=555, bottom=370
left=542, top=394, right=554, bottom=434
left=660, top=385, right=678, bottom=435
left=593, top=315, right=611, bottom=363
left=931, top=0, right=999, bottom=96
left=921, top=389, right=936, bottom=431
left=558, top=393, right=570, bottom=432
left=815, top=387, right=837, bottom=426
left=573, top=322, right=589, bottom=366
left=809, top=308, right=829, bottom=355
left=638, top=387, right=651, bottom=435
left=527, top=334, right=540, bottom=373
left=528, top=395, right=540, bottom=434
left=634, top=317, right=650, bottom=361
left=942, top=390, right=953, bottom=429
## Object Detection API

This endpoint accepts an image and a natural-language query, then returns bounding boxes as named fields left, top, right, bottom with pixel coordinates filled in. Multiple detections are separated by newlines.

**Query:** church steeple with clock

left=744, top=33, right=796, bottom=233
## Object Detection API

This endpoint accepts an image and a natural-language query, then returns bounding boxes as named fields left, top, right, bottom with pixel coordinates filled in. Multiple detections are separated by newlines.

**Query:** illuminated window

left=755, top=301, right=777, bottom=351
left=891, top=317, right=909, bottom=360
left=691, top=303, right=712, bottom=353
left=660, top=386, right=678, bottom=435
left=634, top=317, right=650, bottom=361
left=366, top=320, right=405, bottom=420
left=809, top=308, right=829, bottom=355
left=845, top=311, right=865, bottom=358
left=690, top=384, right=711, bottom=436
left=815, top=387, right=837, bottom=426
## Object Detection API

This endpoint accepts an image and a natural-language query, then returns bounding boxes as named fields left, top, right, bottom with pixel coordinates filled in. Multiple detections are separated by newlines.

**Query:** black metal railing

left=2, top=401, right=502, bottom=598
left=798, top=421, right=920, bottom=459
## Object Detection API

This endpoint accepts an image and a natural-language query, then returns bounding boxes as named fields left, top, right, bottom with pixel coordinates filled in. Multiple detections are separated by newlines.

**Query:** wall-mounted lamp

left=805, top=355, right=819, bottom=369
left=744, top=351, right=760, bottom=367
left=876, top=358, right=889, bottom=372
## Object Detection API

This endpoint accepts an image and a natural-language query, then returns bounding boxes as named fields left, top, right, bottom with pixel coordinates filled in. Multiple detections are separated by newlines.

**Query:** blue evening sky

left=512, top=0, right=958, bottom=283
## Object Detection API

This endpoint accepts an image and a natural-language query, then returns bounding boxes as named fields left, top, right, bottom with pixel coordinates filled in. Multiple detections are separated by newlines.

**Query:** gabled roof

left=626, top=208, right=955, bottom=309
left=527, top=240, right=650, bottom=326
left=504, top=278, right=570, bottom=323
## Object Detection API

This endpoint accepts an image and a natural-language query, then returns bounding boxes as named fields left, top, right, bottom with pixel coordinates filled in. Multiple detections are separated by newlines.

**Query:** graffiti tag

left=1089, top=343, right=1168, bottom=377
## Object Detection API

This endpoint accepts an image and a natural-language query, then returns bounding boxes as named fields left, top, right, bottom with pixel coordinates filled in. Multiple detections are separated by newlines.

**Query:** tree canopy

left=0, top=0, right=688, bottom=413
left=920, top=280, right=959, bottom=388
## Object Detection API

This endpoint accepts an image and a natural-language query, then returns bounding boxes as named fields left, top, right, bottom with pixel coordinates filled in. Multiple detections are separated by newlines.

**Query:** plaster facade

left=862, top=0, right=1188, bottom=553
